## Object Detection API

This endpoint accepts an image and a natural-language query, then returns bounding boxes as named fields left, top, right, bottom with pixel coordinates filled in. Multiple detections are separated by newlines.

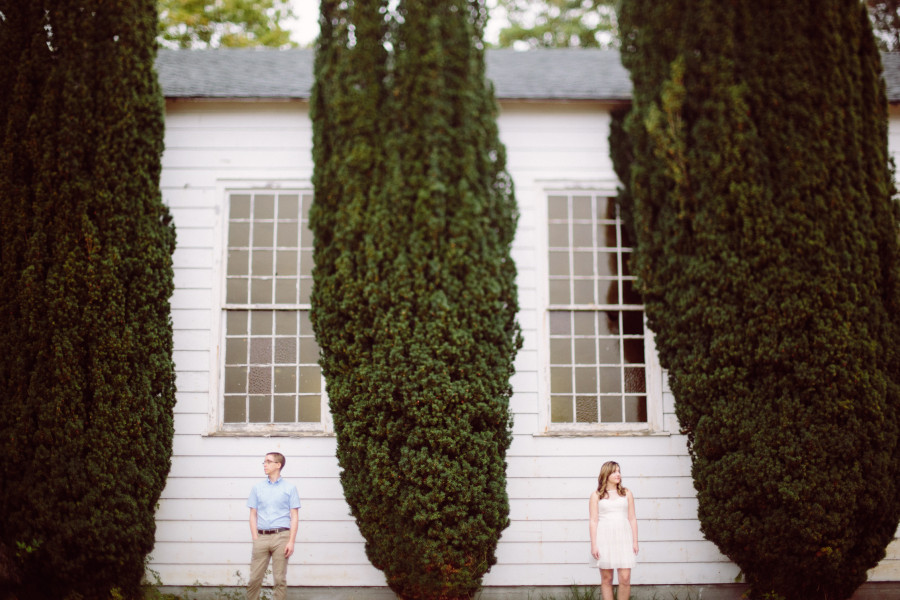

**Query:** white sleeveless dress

left=594, top=492, right=636, bottom=569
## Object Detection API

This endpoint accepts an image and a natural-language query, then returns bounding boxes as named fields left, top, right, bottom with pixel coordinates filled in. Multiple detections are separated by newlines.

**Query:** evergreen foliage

left=614, top=1, right=900, bottom=598
left=0, top=1, right=177, bottom=598
left=311, top=0, right=521, bottom=597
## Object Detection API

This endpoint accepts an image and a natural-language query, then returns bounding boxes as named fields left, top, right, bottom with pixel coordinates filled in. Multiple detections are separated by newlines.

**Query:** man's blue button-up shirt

left=247, top=477, right=301, bottom=529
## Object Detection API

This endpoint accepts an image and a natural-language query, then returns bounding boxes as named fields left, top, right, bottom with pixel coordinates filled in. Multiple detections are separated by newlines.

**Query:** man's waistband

left=258, top=527, right=290, bottom=535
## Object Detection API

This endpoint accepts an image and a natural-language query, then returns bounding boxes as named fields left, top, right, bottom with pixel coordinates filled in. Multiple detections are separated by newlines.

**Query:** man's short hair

left=267, top=452, right=286, bottom=470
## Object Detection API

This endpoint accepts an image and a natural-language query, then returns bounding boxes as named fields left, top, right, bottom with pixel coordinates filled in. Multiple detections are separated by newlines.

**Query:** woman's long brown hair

left=596, top=460, right=627, bottom=499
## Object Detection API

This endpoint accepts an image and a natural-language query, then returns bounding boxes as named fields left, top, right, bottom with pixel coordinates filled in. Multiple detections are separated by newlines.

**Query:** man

left=247, top=452, right=301, bottom=600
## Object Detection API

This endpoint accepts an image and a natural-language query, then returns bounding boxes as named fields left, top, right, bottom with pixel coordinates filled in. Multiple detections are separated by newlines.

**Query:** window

left=220, top=191, right=327, bottom=432
left=546, top=191, right=653, bottom=431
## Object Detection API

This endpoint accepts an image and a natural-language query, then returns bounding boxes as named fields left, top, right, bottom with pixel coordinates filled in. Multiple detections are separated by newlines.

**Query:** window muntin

left=547, top=193, right=647, bottom=426
left=221, top=191, right=324, bottom=430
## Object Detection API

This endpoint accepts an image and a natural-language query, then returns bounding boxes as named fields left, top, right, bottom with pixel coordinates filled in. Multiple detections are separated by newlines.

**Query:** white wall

left=149, top=98, right=899, bottom=588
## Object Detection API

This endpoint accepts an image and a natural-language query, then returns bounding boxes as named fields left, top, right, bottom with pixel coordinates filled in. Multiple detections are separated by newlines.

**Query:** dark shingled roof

left=156, top=48, right=900, bottom=103
left=156, top=48, right=628, bottom=101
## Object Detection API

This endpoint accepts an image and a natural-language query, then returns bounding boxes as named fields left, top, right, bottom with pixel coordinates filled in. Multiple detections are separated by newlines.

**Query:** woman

left=589, top=461, right=639, bottom=600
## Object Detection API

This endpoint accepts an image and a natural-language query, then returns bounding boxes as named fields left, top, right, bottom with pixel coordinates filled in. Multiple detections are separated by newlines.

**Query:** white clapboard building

left=151, top=48, right=900, bottom=595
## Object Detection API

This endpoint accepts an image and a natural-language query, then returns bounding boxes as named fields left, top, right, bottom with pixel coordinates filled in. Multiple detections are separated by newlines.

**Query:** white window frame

left=209, top=183, right=332, bottom=436
left=536, top=183, right=664, bottom=436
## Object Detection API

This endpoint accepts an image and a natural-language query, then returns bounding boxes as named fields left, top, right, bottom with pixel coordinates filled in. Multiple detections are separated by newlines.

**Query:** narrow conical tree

left=311, top=1, right=521, bottom=597
left=614, top=1, right=900, bottom=598
left=0, top=1, right=176, bottom=598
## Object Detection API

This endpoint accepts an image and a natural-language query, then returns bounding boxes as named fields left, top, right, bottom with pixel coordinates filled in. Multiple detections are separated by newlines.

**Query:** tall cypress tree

left=614, top=1, right=900, bottom=598
left=311, top=1, right=521, bottom=597
left=0, top=1, right=176, bottom=598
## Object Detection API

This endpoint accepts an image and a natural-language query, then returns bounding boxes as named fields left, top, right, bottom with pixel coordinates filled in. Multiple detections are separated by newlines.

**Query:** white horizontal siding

left=149, top=99, right=900, bottom=589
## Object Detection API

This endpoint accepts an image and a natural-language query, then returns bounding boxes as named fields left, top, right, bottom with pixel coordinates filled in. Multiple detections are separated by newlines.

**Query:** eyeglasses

left=262, top=460, right=279, bottom=465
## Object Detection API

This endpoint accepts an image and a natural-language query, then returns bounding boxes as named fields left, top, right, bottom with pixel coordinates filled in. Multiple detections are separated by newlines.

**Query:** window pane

left=225, top=367, right=247, bottom=394
left=251, top=278, right=272, bottom=304
left=227, top=250, right=249, bottom=276
left=600, top=311, right=619, bottom=335
left=227, top=310, right=248, bottom=335
left=572, top=251, right=593, bottom=276
left=573, top=312, right=595, bottom=336
left=274, top=367, right=296, bottom=393
left=249, top=395, right=271, bottom=422
left=278, top=194, right=300, bottom=219
left=601, top=396, right=623, bottom=422
left=248, top=337, right=272, bottom=365
left=572, top=224, right=593, bottom=247
left=599, top=367, right=621, bottom=393
left=299, top=277, right=313, bottom=304
left=597, top=224, right=618, bottom=248
left=573, top=280, right=594, bottom=305
left=573, top=338, right=596, bottom=365
left=300, top=221, right=313, bottom=248
left=277, top=222, right=299, bottom=248
left=548, top=251, right=569, bottom=277
left=276, top=250, right=299, bottom=278
left=596, top=251, right=618, bottom=277
left=254, top=194, right=275, bottom=219
left=251, top=311, right=273, bottom=334
left=248, top=367, right=271, bottom=394
left=550, top=366, right=572, bottom=394
left=572, top=195, right=592, bottom=219
left=301, top=194, right=313, bottom=220
left=253, top=222, right=274, bottom=247
left=276, top=311, right=297, bottom=335
left=598, top=338, right=620, bottom=364
left=300, top=250, right=314, bottom=276
left=275, top=278, right=298, bottom=304
left=548, top=223, right=568, bottom=247
left=548, top=195, right=568, bottom=220
left=298, top=395, right=321, bottom=422
left=300, top=311, right=314, bottom=336
left=596, top=195, right=613, bottom=220
left=273, top=396, right=296, bottom=423
left=299, top=338, right=320, bottom=364
left=549, top=338, right=571, bottom=365
left=551, top=395, right=574, bottom=423
left=225, top=337, right=247, bottom=365
left=275, top=337, right=297, bottom=363
left=224, top=396, right=246, bottom=422
left=623, top=339, right=645, bottom=364
left=625, top=396, right=647, bottom=422
left=229, top=222, right=251, bottom=247
left=597, top=280, right=618, bottom=305
left=576, top=396, right=598, bottom=423
left=299, top=367, right=321, bottom=394
left=226, top=278, right=248, bottom=304
left=230, top=195, right=251, bottom=219
left=622, top=310, right=644, bottom=335
left=575, top=367, right=597, bottom=393
left=625, top=367, right=646, bottom=393
left=549, top=279, right=570, bottom=305
left=549, top=312, right=571, bottom=335
left=252, top=250, right=274, bottom=277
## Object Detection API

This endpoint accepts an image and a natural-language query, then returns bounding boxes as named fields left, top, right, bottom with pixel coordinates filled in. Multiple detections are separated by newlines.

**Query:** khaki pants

left=247, top=530, right=290, bottom=600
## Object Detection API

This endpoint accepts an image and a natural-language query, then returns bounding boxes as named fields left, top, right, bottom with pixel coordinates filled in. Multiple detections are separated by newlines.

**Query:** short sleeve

left=290, top=485, right=301, bottom=509
left=247, top=484, right=259, bottom=509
